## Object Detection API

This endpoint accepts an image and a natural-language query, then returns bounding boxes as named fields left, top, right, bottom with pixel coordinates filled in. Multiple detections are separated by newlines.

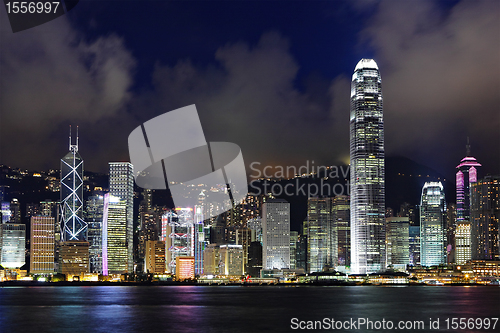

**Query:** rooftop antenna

left=466, top=137, right=471, bottom=156
left=69, top=125, right=79, bottom=152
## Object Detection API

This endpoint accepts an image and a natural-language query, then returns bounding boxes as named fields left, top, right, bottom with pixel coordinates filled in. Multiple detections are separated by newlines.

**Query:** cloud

left=0, top=9, right=135, bottom=169
left=132, top=32, right=342, bottom=171
left=361, top=0, right=500, bottom=175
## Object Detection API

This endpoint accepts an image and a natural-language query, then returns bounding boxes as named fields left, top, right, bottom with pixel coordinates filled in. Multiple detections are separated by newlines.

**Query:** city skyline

left=0, top=1, right=498, bottom=182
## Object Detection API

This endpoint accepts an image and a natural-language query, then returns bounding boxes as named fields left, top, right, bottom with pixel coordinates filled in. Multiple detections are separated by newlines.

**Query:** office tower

left=193, top=205, right=205, bottom=276
left=236, top=227, right=252, bottom=274
left=0, top=223, right=25, bottom=269
left=30, top=216, right=55, bottom=274
left=262, top=199, right=290, bottom=270
left=1, top=201, right=11, bottom=223
left=85, top=195, right=104, bottom=274
left=163, top=208, right=194, bottom=274
left=398, top=202, right=418, bottom=226
left=332, top=195, right=350, bottom=267
left=446, top=203, right=457, bottom=264
left=203, top=243, right=219, bottom=275
left=109, top=162, right=134, bottom=273
left=289, top=231, right=298, bottom=269
left=456, top=139, right=481, bottom=222
left=9, top=199, right=21, bottom=224
left=349, top=58, right=386, bottom=274
left=26, top=203, right=41, bottom=219
left=138, top=210, right=159, bottom=262
left=103, top=194, right=128, bottom=275
left=247, top=217, right=262, bottom=243
left=59, top=241, right=89, bottom=278
left=247, top=241, right=263, bottom=277
left=175, top=256, right=195, bottom=280
left=219, top=244, right=244, bottom=275
left=296, top=234, right=308, bottom=271
left=385, top=217, right=410, bottom=269
left=144, top=240, right=165, bottom=274
left=40, top=200, right=58, bottom=218
left=408, top=226, right=420, bottom=266
left=455, top=221, right=471, bottom=265
left=306, top=197, right=334, bottom=273
left=210, top=214, right=227, bottom=245
left=60, top=127, right=86, bottom=241
left=470, top=175, right=499, bottom=260
left=420, top=182, right=446, bottom=266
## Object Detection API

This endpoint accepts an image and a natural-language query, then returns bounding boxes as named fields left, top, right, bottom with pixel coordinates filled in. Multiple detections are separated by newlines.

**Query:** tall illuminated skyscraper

left=109, top=162, right=134, bottom=272
left=60, top=127, right=86, bottom=241
left=470, top=175, right=499, bottom=260
left=456, top=139, right=481, bottom=223
left=349, top=58, right=386, bottom=274
left=103, top=193, right=128, bottom=275
left=420, top=182, right=446, bottom=266
left=306, top=197, right=334, bottom=273
left=85, top=194, right=104, bottom=274
left=262, top=199, right=290, bottom=270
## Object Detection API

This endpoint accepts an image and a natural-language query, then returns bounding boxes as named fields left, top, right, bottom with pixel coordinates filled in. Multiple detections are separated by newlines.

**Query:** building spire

left=69, top=125, right=79, bottom=152
left=466, top=136, right=471, bottom=156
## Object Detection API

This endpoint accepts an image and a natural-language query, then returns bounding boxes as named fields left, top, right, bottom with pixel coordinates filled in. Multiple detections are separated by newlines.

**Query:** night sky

left=1, top=0, right=499, bottom=182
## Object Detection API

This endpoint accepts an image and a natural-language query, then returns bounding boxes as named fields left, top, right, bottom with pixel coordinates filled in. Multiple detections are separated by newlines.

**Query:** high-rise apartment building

left=30, top=216, right=55, bottom=274
left=420, top=182, right=446, bottom=266
left=60, top=128, right=85, bottom=241
left=262, top=199, right=290, bottom=270
left=109, top=162, right=134, bottom=273
left=349, top=58, right=386, bottom=274
left=470, top=175, right=499, bottom=260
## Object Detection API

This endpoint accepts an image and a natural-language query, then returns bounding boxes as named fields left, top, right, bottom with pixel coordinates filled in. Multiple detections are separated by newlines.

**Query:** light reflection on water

left=0, top=286, right=498, bottom=332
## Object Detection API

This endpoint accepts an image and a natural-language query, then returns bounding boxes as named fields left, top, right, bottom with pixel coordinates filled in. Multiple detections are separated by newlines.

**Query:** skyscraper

left=456, top=139, right=481, bottom=222
left=60, top=127, right=85, bottom=241
left=455, top=221, right=471, bottom=265
left=85, top=194, right=104, bottom=274
left=262, top=199, right=290, bottom=270
left=349, top=58, right=386, bottom=274
left=332, top=195, right=350, bottom=268
left=455, top=140, right=481, bottom=264
left=470, top=175, right=499, bottom=260
left=109, top=162, right=134, bottom=272
left=30, top=216, right=55, bottom=274
left=103, top=194, right=128, bottom=275
left=306, top=197, right=334, bottom=273
left=0, top=222, right=25, bottom=269
left=385, top=217, right=409, bottom=270
left=144, top=240, right=165, bottom=274
left=420, top=182, right=446, bottom=267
